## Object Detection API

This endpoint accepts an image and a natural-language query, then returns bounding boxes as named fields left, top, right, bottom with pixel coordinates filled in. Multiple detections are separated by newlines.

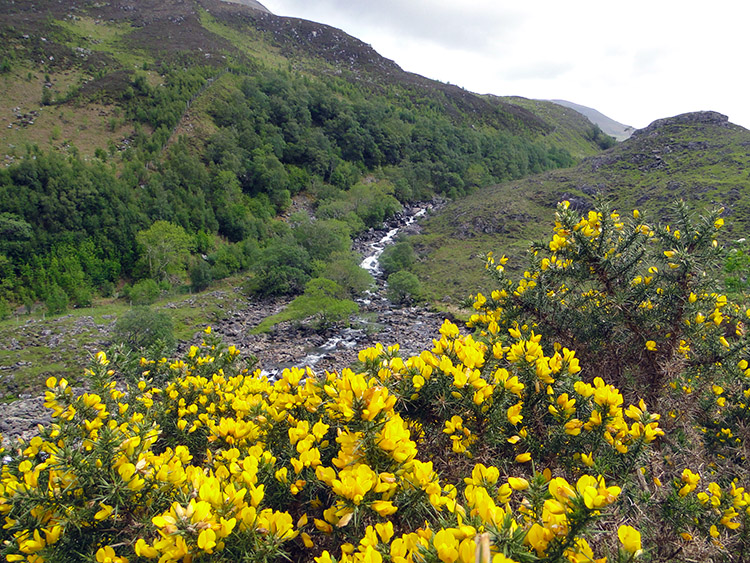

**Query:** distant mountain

left=412, top=111, right=750, bottom=302
left=551, top=99, right=635, bottom=141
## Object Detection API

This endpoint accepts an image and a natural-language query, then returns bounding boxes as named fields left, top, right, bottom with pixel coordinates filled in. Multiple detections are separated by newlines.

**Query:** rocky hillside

left=0, top=0, right=599, bottom=161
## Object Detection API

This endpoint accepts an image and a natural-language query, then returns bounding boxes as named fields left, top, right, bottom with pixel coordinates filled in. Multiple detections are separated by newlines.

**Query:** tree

left=0, top=213, right=32, bottom=260
left=293, top=216, right=351, bottom=261
left=245, top=237, right=312, bottom=297
left=136, top=221, right=193, bottom=285
left=189, top=258, right=213, bottom=293
left=45, top=284, right=69, bottom=315
left=295, top=277, right=358, bottom=329
left=253, top=277, right=358, bottom=332
left=379, top=240, right=416, bottom=277
left=128, top=279, right=160, bottom=305
left=314, top=251, right=374, bottom=297
left=386, top=270, right=423, bottom=304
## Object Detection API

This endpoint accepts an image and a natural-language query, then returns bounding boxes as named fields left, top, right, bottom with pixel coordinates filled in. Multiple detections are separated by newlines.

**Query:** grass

left=495, top=96, right=607, bottom=159
left=0, top=278, right=248, bottom=400
left=198, top=8, right=288, bottom=68
left=163, top=72, right=236, bottom=154
left=53, top=16, right=152, bottom=70
left=0, top=63, right=139, bottom=161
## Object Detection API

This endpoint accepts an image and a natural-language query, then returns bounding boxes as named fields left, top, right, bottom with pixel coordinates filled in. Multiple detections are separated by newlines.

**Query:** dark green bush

left=293, top=216, right=351, bottom=261
left=254, top=277, right=359, bottom=332
left=128, top=279, right=160, bottom=305
left=45, top=284, right=69, bottom=315
left=379, top=240, right=416, bottom=277
left=386, top=270, right=423, bottom=304
left=313, top=251, right=373, bottom=297
left=112, top=306, right=176, bottom=356
left=189, top=259, right=213, bottom=292
left=245, top=237, right=312, bottom=297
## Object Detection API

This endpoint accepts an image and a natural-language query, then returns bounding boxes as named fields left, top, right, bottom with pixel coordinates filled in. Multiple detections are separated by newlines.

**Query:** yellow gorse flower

left=618, top=525, right=642, bottom=555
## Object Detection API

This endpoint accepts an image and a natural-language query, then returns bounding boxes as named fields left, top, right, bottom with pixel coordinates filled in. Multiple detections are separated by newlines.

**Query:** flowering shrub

left=1, top=203, right=749, bottom=563
left=1, top=327, right=658, bottom=563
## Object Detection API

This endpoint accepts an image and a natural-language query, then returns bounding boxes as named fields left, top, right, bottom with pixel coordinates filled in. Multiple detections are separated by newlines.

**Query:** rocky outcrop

left=632, top=111, right=729, bottom=138
left=219, top=0, right=271, bottom=13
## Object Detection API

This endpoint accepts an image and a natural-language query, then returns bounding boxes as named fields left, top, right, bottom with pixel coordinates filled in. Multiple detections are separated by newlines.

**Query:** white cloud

left=260, top=0, right=750, bottom=130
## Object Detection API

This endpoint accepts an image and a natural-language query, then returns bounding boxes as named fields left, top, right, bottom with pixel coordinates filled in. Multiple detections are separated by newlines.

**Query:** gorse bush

left=2, top=203, right=749, bottom=563
left=0, top=327, right=654, bottom=563
left=471, top=201, right=734, bottom=398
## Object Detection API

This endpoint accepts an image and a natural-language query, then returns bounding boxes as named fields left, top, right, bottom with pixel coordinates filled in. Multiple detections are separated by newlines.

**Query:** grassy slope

left=0, top=0, right=604, bottom=161
left=0, top=279, right=248, bottom=400
left=494, top=96, right=605, bottom=159
left=413, top=112, right=750, bottom=305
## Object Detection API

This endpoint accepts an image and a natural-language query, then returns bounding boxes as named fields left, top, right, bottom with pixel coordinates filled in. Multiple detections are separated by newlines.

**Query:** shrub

left=136, top=221, right=193, bottom=285
left=112, top=306, right=176, bottom=356
left=313, top=251, right=374, bottom=297
left=0, top=326, right=662, bottom=563
left=467, top=201, right=750, bottom=559
left=71, top=284, right=93, bottom=308
left=245, top=237, right=311, bottom=297
left=4, top=202, right=750, bottom=563
left=379, top=240, right=416, bottom=277
left=254, top=277, right=359, bottom=332
left=44, top=283, right=68, bottom=315
left=293, top=217, right=352, bottom=262
left=128, top=278, right=160, bottom=305
left=471, top=201, right=731, bottom=398
left=99, top=280, right=115, bottom=298
left=189, top=258, right=213, bottom=292
left=386, top=270, right=423, bottom=304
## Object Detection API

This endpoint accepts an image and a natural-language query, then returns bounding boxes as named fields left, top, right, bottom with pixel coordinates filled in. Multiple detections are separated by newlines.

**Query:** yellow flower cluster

left=314, top=464, right=623, bottom=563
left=430, top=314, right=664, bottom=468
left=0, top=325, right=662, bottom=563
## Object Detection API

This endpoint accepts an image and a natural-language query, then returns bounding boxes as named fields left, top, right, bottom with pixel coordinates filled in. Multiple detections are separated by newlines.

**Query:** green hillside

left=0, top=0, right=606, bottom=313
left=411, top=111, right=750, bottom=303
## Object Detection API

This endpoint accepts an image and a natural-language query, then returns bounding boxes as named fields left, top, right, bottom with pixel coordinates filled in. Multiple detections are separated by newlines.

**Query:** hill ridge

left=632, top=110, right=730, bottom=138
left=410, top=110, right=750, bottom=301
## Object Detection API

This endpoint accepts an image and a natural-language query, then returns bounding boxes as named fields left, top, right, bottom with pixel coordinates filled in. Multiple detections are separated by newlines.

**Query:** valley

left=2, top=1, right=750, bottom=562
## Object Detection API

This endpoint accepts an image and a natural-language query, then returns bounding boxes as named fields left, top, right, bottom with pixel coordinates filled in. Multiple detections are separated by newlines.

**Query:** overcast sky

left=259, top=0, right=750, bottom=131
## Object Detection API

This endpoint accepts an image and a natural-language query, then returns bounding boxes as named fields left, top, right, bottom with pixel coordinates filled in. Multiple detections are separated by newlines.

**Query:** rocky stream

left=1, top=201, right=453, bottom=443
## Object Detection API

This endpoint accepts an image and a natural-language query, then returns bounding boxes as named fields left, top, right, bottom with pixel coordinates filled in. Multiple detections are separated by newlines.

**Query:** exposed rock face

left=0, top=397, right=51, bottom=445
